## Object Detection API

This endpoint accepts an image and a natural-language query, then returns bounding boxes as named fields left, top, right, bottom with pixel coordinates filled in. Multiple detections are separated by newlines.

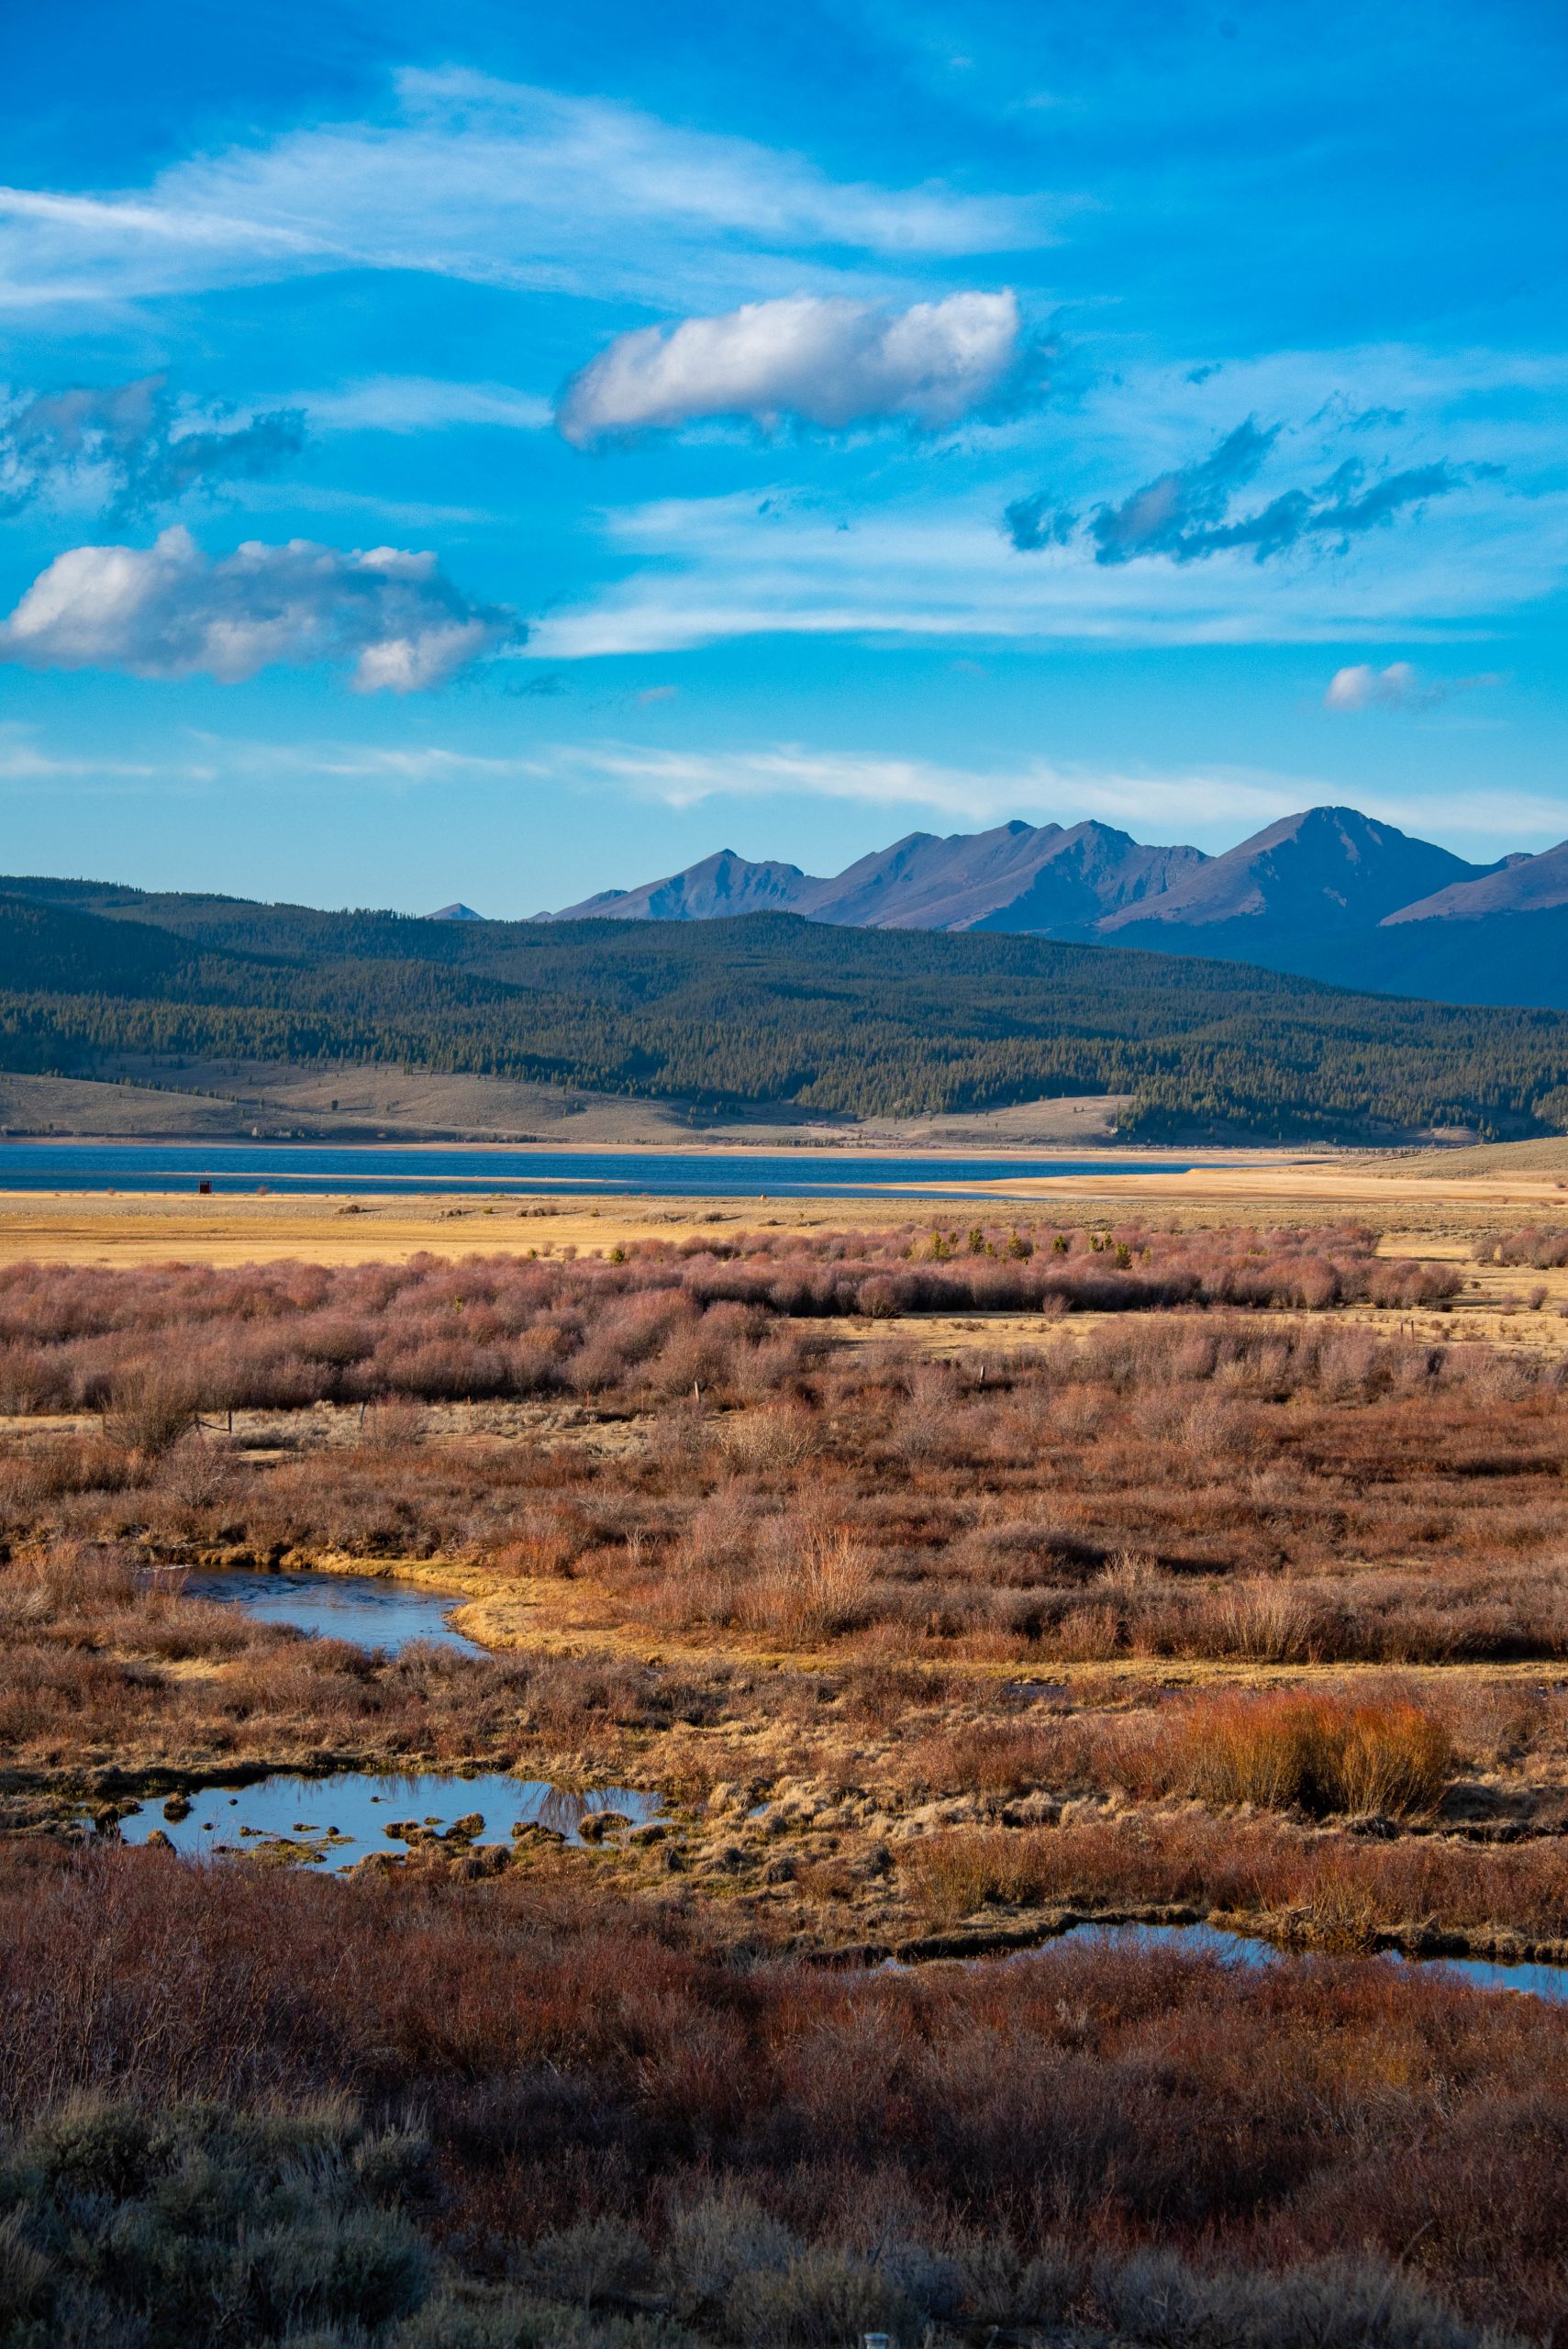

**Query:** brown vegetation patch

left=0, top=1845, right=1561, bottom=2341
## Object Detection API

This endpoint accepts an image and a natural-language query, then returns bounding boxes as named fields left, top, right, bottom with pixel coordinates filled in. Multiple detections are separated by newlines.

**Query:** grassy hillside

left=4, top=877, right=1568, bottom=1139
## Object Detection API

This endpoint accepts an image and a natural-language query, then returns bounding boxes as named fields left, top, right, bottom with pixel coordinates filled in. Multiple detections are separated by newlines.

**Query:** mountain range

left=539, top=806, right=1568, bottom=1010
left=8, top=872, right=1568, bottom=1141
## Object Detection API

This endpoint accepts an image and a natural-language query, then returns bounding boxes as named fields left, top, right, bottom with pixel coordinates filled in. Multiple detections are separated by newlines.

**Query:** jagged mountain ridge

left=550, top=818, right=1211, bottom=934
left=542, top=804, right=1568, bottom=1009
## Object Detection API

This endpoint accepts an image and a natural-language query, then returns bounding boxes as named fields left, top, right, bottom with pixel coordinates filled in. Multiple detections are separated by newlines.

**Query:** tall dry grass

left=1148, top=1691, right=1453, bottom=1818
left=6, top=1298, right=1568, bottom=1666
left=899, top=1808, right=1568, bottom=1944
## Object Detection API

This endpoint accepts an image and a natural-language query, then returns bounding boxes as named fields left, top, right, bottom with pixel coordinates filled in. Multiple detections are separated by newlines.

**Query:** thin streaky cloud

left=536, top=738, right=1568, bottom=851
left=0, top=71, right=1061, bottom=315
left=522, top=462, right=1565, bottom=657
left=10, top=724, right=1567, bottom=854
left=539, top=738, right=1320, bottom=827
left=300, top=378, right=554, bottom=435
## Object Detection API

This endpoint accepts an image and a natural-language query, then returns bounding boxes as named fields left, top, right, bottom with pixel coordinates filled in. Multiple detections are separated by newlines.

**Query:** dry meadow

left=4, top=1192, right=1568, bottom=2343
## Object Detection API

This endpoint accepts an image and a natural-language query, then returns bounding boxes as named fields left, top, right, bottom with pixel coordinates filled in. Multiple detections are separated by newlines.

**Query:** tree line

left=3, top=883, right=1568, bottom=1139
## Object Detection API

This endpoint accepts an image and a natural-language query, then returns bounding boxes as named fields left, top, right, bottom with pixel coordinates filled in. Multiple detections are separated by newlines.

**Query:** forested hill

left=3, top=877, right=1568, bottom=1141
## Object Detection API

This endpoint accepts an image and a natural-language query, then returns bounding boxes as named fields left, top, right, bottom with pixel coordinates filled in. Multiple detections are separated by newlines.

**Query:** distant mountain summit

left=553, top=850, right=818, bottom=922
left=425, top=902, right=486, bottom=922
left=539, top=804, right=1568, bottom=1009
left=959, top=821, right=1208, bottom=935
left=1099, top=807, right=1491, bottom=940
left=806, top=818, right=1208, bottom=931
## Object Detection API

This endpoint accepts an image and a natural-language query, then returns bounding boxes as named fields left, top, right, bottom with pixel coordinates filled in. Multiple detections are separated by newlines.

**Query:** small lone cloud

left=634, top=684, right=679, bottom=706
left=1325, top=662, right=1500, bottom=713
left=1324, top=662, right=1427, bottom=712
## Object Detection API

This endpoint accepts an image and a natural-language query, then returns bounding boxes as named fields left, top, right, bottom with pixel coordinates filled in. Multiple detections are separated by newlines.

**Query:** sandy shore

left=0, top=1141, right=1564, bottom=1266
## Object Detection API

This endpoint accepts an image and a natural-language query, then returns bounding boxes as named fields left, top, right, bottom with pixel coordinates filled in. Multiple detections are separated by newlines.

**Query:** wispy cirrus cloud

left=557, top=290, right=1032, bottom=444
left=0, top=722, right=168, bottom=784
left=10, top=723, right=1566, bottom=855
left=0, top=70, right=1059, bottom=316
left=535, top=736, right=1316, bottom=827
left=298, top=377, right=553, bottom=436
left=0, top=374, right=305, bottom=518
left=0, top=527, right=519, bottom=691
left=525, top=452, right=1564, bottom=660
left=529, top=736, right=1568, bottom=848
left=0, top=723, right=550, bottom=794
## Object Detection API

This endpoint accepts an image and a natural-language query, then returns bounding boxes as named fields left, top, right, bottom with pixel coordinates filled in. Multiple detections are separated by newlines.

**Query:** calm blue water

left=120, top=1770, right=664, bottom=1870
left=183, top=1567, right=483, bottom=1656
left=0, top=1141, right=1191, bottom=1200
left=1035, top=1920, right=1568, bottom=2005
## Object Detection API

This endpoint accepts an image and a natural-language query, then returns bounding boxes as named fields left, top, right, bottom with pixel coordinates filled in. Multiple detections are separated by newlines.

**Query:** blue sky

left=1, top=0, right=1565, bottom=914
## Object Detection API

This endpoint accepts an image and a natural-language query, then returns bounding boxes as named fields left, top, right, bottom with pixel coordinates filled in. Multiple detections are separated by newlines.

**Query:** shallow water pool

left=120, top=1770, right=664, bottom=1870
left=183, top=1566, right=482, bottom=1655
left=1034, top=1919, right=1568, bottom=2003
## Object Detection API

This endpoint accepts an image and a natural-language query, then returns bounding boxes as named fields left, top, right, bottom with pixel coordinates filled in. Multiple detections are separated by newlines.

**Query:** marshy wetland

left=6, top=1196, right=1568, bottom=2343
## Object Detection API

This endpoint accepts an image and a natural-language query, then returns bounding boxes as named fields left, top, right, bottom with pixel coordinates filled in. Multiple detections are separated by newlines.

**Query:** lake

left=0, top=1141, right=1193, bottom=1199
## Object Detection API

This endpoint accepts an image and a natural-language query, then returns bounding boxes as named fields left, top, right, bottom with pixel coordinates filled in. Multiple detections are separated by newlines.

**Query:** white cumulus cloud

left=556, top=290, right=1024, bottom=445
left=1323, top=660, right=1425, bottom=709
left=0, top=526, right=517, bottom=691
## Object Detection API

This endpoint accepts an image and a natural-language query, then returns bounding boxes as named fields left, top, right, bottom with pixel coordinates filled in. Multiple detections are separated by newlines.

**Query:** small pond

left=119, top=1771, right=665, bottom=1871
left=1028, top=1919, right=1568, bottom=2005
left=183, top=1567, right=483, bottom=1656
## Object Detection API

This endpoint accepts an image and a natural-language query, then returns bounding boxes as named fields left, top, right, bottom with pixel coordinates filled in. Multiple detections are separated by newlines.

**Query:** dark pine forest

left=4, top=876, right=1568, bottom=1140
